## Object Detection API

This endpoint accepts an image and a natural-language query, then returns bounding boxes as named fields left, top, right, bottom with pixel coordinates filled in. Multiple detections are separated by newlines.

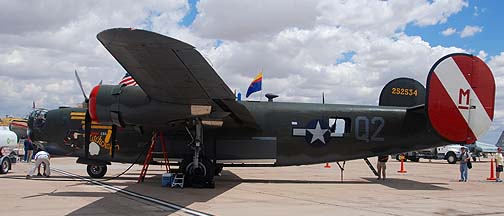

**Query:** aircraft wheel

left=446, top=152, right=457, bottom=164
left=0, top=156, right=11, bottom=174
left=181, top=158, right=213, bottom=178
left=87, top=164, right=107, bottom=178
left=181, top=157, right=214, bottom=187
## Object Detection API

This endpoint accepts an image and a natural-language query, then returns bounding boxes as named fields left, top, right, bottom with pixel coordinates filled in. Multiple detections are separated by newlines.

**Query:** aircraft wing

left=97, top=28, right=257, bottom=128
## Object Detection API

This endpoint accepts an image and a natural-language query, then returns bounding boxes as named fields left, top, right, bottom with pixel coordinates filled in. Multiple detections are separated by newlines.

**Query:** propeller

left=74, top=70, right=92, bottom=159
left=74, top=70, right=89, bottom=102
left=73, top=70, right=115, bottom=160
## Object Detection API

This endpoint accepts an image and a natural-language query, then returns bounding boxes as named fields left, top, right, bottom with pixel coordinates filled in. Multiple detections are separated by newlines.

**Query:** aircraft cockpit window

left=329, top=117, right=351, bottom=137
left=29, top=109, right=48, bottom=128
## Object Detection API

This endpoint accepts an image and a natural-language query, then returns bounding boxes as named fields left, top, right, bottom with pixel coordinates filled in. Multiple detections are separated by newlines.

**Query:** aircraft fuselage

left=30, top=100, right=446, bottom=167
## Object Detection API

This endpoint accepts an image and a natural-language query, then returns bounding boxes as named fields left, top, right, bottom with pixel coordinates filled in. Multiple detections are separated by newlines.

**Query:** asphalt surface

left=2, top=157, right=504, bottom=216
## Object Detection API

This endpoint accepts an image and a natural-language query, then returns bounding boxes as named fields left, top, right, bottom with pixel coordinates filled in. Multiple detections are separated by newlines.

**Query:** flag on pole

left=246, top=72, right=262, bottom=98
left=119, top=73, right=138, bottom=86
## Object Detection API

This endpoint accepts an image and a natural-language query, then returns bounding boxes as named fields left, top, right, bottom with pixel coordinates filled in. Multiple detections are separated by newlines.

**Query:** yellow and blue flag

left=246, top=72, right=262, bottom=98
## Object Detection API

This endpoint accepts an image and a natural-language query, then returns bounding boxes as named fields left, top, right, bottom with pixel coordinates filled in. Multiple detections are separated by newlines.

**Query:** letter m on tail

left=458, top=89, right=470, bottom=109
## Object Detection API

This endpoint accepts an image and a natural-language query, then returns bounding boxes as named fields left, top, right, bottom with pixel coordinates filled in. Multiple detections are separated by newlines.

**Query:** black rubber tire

left=180, top=157, right=214, bottom=180
left=395, top=154, right=401, bottom=161
left=446, top=152, right=457, bottom=164
left=87, top=164, right=107, bottom=178
left=0, top=157, right=11, bottom=174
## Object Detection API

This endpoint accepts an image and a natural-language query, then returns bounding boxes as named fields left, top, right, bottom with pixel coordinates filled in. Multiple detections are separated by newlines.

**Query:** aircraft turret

left=265, top=93, right=278, bottom=102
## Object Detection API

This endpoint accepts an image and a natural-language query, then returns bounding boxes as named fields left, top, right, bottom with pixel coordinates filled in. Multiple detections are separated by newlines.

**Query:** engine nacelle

left=89, top=85, right=201, bottom=127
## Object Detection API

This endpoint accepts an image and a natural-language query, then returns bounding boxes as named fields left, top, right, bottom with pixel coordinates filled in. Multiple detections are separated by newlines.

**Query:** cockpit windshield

left=28, top=109, right=48, bottom=128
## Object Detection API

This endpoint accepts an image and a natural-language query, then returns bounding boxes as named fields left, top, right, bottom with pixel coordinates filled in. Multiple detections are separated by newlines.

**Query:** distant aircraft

left=27, top=28, right=496, bottom=187
left=496, top=131, right=504, bottom=148
left=0, top=117, right=27, bottom=139
left=469, top=131, right=504, bottom=156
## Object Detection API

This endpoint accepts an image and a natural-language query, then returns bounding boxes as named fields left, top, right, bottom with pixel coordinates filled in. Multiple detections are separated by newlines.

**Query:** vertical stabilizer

left=426, top=53, right=495, bottom=144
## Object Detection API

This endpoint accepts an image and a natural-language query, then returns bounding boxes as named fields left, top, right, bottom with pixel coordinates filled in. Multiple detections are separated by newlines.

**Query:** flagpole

left=260, top=68, right=263, bottom=101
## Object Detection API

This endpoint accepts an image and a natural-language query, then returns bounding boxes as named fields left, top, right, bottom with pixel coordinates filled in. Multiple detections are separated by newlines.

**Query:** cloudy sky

left=0, top=0, right=503, bottom=143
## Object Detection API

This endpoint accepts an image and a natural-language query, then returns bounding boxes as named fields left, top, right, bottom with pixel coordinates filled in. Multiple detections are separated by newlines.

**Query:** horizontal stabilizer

left=406, top=104, right=425, bottom=114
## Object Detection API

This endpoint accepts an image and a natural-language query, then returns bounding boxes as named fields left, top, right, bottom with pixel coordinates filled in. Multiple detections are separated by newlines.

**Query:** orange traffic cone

left=397, top=158, right=407, bottom=173
left=487, top=158, right=496, bottom=181
left=324, top=163, right=331, bottom=168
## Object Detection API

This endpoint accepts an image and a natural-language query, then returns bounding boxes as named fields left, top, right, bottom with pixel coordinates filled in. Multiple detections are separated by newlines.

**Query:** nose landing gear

left=87, top=164, right=107, bottom=178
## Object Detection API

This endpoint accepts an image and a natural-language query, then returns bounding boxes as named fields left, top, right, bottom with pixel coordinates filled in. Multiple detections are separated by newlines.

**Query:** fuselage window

left=329, top=117, right=351, bottom=137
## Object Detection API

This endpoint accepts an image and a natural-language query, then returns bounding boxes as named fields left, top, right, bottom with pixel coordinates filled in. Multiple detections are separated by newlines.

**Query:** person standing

left=23, top=138, right=28, bottom=162
left=495, top=147, right=503, bottom=182
left=24, top=138, right=34, bottom=163
left=26, top=150, right=50, bottom=179
left=459, top=147, right=470, bottom=182
left=377, top=155, right=389, bottom=180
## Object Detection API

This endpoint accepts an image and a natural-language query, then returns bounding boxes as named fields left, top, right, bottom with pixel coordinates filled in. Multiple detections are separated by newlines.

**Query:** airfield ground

left=1, top=157, right=504, bottom=216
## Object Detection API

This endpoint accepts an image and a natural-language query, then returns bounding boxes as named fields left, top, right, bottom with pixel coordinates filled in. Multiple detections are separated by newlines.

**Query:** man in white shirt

left=26, top=150, right=50, bottom=179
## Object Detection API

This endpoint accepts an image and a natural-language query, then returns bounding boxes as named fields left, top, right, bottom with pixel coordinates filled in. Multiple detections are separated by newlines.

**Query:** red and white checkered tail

left=426, top=53, right=495, bottom=144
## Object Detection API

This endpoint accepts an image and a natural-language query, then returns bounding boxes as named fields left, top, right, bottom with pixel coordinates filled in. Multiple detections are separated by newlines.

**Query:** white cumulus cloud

left=442, top=27, right=457, bottom=36
left=460, top=25, right=483, bottom=38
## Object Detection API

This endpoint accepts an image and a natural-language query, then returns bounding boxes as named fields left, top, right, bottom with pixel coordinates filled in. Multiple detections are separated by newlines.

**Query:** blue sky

left=179, top=0, right=199, bottom=27
left=405, top=0, right=503, bottom=57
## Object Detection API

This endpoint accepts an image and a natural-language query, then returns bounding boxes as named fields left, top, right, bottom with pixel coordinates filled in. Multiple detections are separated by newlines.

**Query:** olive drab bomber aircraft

left=27, top=28, right=496, bottom=187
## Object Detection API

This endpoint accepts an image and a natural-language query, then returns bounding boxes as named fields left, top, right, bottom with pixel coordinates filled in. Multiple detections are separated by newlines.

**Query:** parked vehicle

left=395, top=144, right=463, bottom=164
left=0, top=126, right=18, bottom=174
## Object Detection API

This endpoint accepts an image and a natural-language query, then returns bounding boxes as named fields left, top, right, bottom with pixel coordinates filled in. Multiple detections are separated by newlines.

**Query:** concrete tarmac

left=1, top=157, right=504, bottom=216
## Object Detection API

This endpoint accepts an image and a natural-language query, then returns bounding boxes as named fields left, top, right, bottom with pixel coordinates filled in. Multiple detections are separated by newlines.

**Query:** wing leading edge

left=97, top=28, right=257, bottom=128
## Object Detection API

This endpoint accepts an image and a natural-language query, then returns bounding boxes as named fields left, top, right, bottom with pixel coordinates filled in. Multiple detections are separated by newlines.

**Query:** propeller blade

left=74, top=70, right=89, bottom=101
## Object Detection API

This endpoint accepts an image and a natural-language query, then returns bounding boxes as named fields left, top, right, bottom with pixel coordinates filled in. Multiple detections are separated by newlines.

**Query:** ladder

left=171, top=173, right=185, bottom=188
left=138, top=132, right=170, bottom=183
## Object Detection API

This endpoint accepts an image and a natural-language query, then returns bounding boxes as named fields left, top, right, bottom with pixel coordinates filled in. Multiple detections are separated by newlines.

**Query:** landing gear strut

left=336, top=161, right=346, bottom=182
left=181, top=118, right=215, bottom=188
left=363, top=157, right=379, bottom=177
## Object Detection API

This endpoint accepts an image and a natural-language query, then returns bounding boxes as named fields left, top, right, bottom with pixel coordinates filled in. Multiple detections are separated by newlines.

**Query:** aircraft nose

left=27, top=109, right=48, bottom=141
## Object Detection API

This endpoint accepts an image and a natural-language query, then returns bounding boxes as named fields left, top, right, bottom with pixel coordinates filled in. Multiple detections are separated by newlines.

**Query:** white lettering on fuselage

left=355, top=116, right=385, bottom=142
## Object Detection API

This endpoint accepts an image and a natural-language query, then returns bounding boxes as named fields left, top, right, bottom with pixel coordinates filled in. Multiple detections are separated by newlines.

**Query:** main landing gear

left=180, top=118, right=215, bottom=188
